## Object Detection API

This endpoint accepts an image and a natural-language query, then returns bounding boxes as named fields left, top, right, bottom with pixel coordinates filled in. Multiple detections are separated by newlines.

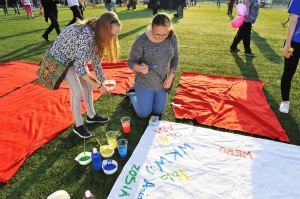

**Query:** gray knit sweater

left=127, top=32, right=179, bottom=90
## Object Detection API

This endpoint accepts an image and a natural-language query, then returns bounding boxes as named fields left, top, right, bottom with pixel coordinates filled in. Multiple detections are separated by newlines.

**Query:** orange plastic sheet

left=0, top=60, right=134, bottom=183
left=172, top=72, right=290, bottom=142
left=0, top=61, right=39, bottom=97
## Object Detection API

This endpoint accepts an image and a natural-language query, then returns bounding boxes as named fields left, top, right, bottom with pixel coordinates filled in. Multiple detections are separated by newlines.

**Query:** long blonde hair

left=75, top=12, right=121, bottom=61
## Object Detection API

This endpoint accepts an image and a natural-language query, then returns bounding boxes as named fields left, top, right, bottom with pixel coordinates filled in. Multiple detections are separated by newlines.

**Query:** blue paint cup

left=117, top=139, right=128, bottom=158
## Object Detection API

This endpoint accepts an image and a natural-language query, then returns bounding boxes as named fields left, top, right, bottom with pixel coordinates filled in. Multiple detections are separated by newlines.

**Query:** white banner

left=108, top=121, right=300, bottom=199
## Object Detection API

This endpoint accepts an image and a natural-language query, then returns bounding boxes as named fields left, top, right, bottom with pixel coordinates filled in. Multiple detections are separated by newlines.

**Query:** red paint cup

left=121, top=117, right=130, bottom=134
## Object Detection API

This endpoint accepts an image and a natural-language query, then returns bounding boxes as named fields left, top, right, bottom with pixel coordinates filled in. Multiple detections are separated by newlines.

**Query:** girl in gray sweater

left=127, top=13, right=179, bottom=118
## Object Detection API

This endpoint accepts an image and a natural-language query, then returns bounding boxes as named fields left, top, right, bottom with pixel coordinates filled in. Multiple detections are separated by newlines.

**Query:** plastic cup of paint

left=121, top=117, right=130, bottom=134
left=102, top=159, right=118, bottom=175
left=117, top=139, right=128, bottom=158
left=106, top=131, right=118, bottom=149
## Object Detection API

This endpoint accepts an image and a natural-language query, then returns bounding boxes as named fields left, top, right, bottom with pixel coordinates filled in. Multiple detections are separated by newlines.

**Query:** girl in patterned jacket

left=49, top=12, right=122, bottom=138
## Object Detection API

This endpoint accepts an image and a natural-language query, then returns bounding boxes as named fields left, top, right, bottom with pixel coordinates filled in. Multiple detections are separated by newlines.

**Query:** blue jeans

left=105, top=3, right=111, bottom=11
left=129, top=86, right=168, bottom=119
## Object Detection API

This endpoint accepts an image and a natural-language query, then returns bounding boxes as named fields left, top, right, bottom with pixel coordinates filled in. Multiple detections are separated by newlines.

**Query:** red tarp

left=172, top=72, right=290, bottom=142
left=0, top=61, right=39, bottom=97
left=0, top=60, right=134, bottom=183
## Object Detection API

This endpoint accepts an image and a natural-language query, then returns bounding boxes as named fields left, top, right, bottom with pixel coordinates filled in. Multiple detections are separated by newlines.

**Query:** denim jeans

left=105, top=3, right=111, bottom=11
left=129, top=85, right=167, bottom=119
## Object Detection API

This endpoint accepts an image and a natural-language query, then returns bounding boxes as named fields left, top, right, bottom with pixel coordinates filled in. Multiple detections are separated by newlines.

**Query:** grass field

left=0, top=3, right=299, bottom=198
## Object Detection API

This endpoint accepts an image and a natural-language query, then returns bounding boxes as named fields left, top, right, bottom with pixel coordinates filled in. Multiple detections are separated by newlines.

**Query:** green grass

left=0, top=3, right=299, bottom=198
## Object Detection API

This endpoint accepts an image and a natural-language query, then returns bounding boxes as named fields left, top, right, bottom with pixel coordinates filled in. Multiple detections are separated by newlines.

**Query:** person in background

left=79, top=0, right=85, bottom=17
left=227, top=0, right=234, bottom=15
left=67, top=0, right=83, bottom=26
left=229, top=0, right=260, bottom=57
left=149, top=0, right=159, bottom=16
left=1, top=0, right=8, bottom=15
left=23, top=0, right=34, bottom=18
left=105, top=0, right=111, bottom=11
left=217, top=0, right=220, bottom=7
left=127, top=13, right=179, bottom=119
left=48, top=12, right=121, bottom=138
left=13, top=0, right=21, bottom=15
left=127, top=0, right=136, bottom=10
left=41, top=0, right=60, bottom=41
left=116, top=0, right=122, bottom=7
left=279, top=0, right=300, bottom=114
left=111, top=0, right=116, bottom=13
left=174, top=0, right=185, bottom=18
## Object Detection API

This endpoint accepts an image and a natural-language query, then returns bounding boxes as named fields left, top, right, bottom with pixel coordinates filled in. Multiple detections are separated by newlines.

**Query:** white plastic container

left=103, top=80, right=116, bottom=91
left=100, top=145, right=115, bottom=158
left=47, top=190, right=70, bottom=199
left=102, top=159, right=118, bottom=175
left=75, top=152, right=92, bottom=165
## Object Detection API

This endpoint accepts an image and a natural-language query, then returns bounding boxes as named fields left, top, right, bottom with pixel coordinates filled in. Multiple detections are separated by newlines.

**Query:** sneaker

left=126, top=87, right=135, bottom=97
left=244, top=52, right=255, bottom=57
left=73, top=125, right=92, bottom=138
left=86, top=114, right=109, bottom=124
left=279, top=101, right=290, bottom=114
left=230, top=48, right=240, bottom=52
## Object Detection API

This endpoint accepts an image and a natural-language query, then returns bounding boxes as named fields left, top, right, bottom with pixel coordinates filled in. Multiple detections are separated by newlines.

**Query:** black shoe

left=230, top=48, right=240, bottom=52
left=86, top=114, right=109, bottom=124
left=73, top=125, right=92, bottom=138
left=126, top=87, right=135, bottom=96
left=42, top=34, right=49, bottom=42
left=244, top=52, right=255, bottom=57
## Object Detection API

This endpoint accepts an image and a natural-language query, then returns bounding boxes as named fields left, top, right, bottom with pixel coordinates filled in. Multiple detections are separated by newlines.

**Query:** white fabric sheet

left=108, top=121, right=300, bottom=199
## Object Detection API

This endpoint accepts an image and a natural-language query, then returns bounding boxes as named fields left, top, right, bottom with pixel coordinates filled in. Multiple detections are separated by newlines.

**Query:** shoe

left=42, top=34, right=49, bottom=41
left=230, top=48, right=240, bottom=52
left=126, top=87, right=135, bottom=96
left=86, top=114, right=109, bottom=124
left=73, top=125, right=92, bottom=138
left=279, top=101, right=290, bottom=114
left=244, top=52, right=255, bottom=57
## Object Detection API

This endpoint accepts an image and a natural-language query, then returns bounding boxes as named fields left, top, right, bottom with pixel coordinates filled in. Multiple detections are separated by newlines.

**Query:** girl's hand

left=283, top=43, right=292, bottom=59
left=139, top=63, right=149, bottom=74
left=99, top=85, right=111, bottom=95
left=163, top=76, right=174, bottom=89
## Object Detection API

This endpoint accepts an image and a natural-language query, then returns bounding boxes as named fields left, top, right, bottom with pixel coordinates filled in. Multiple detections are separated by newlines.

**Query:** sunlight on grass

left=0, top=3, right=299, bottom=198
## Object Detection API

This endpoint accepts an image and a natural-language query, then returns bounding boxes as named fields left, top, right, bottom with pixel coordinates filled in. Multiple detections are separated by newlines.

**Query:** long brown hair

left=75, top=12, right=121, bottom=61
left=151, top=13, right=174, bottom=38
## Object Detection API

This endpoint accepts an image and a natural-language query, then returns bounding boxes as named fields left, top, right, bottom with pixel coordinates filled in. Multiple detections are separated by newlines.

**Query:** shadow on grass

left=228, top=14, right=234, bottom=20
left=230, top=52, right=300, bottom=144
left=0, top=131, right=82, bottom=198
left=0, top=15, right=32, bottom=22
left=0, top=28, right=45, bottom=40
left=252, top=30, right=282, bottom=64
left=117, top=8, right=152, bottom=21
left=119, top=24, right=147, bottom=40
left=0, top=41, right=50, bottom=63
